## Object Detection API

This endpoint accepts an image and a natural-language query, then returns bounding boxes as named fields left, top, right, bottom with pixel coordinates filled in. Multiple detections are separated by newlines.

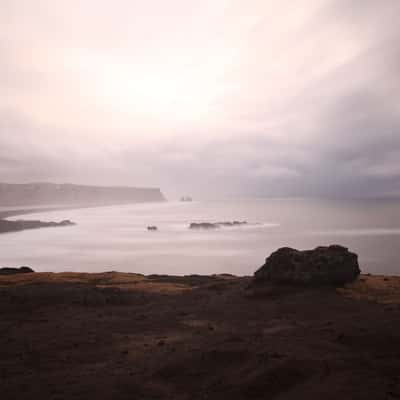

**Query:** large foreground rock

left=254, top=245, right=360, bottom=285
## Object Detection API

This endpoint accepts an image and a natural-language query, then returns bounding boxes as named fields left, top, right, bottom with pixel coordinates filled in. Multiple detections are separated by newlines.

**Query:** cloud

left=0, top=0, right=399, bottom=198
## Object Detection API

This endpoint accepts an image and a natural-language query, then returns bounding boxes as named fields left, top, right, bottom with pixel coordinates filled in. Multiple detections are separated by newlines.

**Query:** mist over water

left=1, top=198, right=400, bottom=275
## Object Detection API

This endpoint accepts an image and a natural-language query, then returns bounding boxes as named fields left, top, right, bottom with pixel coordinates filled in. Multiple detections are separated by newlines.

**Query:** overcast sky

left=1, top=0, right=400, bottom=198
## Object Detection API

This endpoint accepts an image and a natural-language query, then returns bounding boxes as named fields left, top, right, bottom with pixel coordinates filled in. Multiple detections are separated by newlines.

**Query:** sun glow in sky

left=89, top=57, right=227, bottom=122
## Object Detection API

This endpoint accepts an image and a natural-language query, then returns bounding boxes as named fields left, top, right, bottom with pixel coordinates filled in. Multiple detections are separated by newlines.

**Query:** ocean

left=1, top=198, right=400, bottom=275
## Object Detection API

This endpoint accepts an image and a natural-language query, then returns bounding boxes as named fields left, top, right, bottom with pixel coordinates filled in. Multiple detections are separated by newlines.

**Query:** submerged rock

left=58, top=220, right=75, bottom=226
left=0, top=266, right=34, bottom=275
left=189, top=222, right=220, bottom=230
left=217, top=221, right=247, bottom=227
left=147, top=226, right=158, bottom=231
left=254, top=245, right=360, bottom=285
left=189, top=221, right=248, bottom=229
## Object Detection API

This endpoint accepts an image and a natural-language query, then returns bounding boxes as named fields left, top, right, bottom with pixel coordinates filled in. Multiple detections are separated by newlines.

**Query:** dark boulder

left=0, top=266, right=35, bottom=275
left=147, top=226, right=158, bottom=231
left=254, top=245, right=360, bottom=285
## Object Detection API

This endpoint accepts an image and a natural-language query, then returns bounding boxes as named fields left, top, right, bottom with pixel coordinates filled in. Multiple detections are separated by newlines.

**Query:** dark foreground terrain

left=1, top=272, right=400, bottom=400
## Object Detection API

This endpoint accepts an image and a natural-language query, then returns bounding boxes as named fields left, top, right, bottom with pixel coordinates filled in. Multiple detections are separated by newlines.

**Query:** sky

left=1, top=0, right=400, bottom=199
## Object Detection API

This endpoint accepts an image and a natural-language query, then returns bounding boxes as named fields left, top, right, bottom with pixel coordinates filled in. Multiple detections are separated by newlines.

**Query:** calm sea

left=1, top=198, right=400, bottom=275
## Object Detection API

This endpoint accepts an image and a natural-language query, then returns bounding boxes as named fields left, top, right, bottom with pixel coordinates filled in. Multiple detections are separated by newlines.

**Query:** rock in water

left=59, top=220, right=75, bottom=226
left=254, top=245, right=360, bottom=285
left=188, top=221, right=248, bottom=229
left=189, top=222, right=220, bottom=230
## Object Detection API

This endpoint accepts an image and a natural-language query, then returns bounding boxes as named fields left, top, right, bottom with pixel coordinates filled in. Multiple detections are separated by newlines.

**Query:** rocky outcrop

left=0, top=219, right=75, bottom=233
left=0, top=266, right=34, bottom=275
left=217, top=221, right=247, bottom=227
left=254, top=245, right=360, bottom=285
left=189, top=221, right=247, bottom=230
left=189, top=222, right=220, bottom=230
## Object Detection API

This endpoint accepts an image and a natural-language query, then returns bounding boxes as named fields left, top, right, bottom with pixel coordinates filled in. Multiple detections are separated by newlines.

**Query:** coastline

left=0, top=205, right=87, bottom=235
left=0, top=202, right=159, bottom=219
left=0, top=205, right=77, bottom=219
left=0, top=201, right=167, bottom=234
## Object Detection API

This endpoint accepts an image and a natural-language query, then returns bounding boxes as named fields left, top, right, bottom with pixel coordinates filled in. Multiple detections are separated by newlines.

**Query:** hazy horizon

left=2, top=181, right=400, bottom=203
left=2, top=1, right=400, bottom=199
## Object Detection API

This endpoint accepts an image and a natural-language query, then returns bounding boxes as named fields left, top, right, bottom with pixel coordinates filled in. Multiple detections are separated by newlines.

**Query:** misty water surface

left=1, top=198, right=400, bottom=275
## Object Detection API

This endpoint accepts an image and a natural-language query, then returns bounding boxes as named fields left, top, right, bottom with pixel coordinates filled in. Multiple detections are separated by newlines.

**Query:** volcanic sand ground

left=1, top=272, right=400, bottom=400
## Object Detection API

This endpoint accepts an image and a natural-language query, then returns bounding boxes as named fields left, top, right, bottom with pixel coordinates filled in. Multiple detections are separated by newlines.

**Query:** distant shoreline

left=0, top=201, right=167, bottom=220
left=0, top=206, right=79, bottom=219
left=0, top=202, right=165, bottom=234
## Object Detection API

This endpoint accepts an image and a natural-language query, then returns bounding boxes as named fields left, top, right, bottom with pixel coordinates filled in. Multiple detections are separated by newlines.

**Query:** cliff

left=0, top=183, right=166, bottom=206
